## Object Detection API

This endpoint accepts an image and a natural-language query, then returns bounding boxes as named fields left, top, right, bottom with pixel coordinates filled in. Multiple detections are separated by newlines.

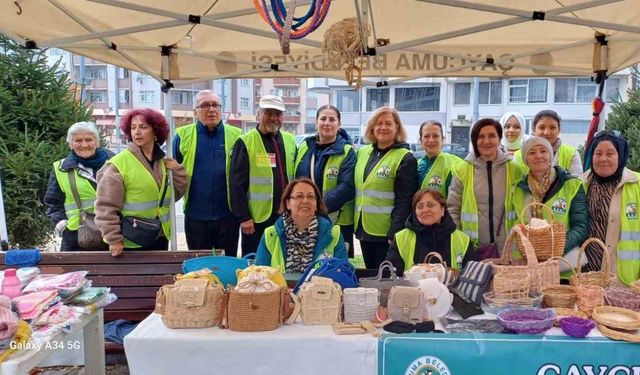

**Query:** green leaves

left=606, top=89, right=640, bottom=171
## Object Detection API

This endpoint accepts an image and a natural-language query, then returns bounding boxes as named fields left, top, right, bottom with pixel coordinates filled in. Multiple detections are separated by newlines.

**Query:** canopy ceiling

left=1, top=0, right=640, bottom=86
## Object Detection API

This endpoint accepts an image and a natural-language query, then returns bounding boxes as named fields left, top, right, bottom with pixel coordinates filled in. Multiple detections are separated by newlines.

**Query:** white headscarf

left=499, top=111, right=527, bottom=152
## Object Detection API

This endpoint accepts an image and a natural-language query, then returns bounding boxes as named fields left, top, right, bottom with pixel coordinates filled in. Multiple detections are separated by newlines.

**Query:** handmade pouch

left=387, top=286, right=424, bottom=323
left=332, top=321, right=377, bottom=335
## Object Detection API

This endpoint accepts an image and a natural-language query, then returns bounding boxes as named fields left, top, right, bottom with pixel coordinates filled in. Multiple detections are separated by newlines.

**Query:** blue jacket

left=255, top=215, right=348, bottom=267
left=294, top=129, right=356, bottom=213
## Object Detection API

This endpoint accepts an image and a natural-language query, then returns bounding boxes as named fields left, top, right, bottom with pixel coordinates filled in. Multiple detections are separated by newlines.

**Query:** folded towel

left=0, top=301, right=18, bottom=340
left=13, top=291, right=58, bottom=320
left=4, top=249, right=41, bottom=267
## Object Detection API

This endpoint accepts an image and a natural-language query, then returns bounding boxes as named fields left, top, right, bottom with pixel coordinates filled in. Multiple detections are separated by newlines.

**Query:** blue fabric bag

left=182, top=254, right=254, bottom=287
left=4, top=249, right=41, bottom=267
left=293, top=257, right=358, bottom=293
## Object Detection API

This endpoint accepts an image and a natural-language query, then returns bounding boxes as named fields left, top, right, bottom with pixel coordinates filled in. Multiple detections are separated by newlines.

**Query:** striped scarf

left=584, top=177, right=619, bottom=272
left=283, top=212, right=319, bottom=273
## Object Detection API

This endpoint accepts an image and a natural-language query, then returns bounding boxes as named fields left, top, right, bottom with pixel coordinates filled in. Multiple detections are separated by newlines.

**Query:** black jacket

left=229, top=127, right=291, bottom=223
left=355, top=143, right=418, bottom=242
left=386, top=211, right=476, bottom=276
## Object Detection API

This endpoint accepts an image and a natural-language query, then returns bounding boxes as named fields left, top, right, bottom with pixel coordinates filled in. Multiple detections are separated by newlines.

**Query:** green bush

left=0, top=36, right=91, bottom=248
left=604, top=89, right=640, bottom=171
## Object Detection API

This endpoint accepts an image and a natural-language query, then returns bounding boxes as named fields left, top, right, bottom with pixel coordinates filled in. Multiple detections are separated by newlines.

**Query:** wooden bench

left=0, top=250, right=212, bottom=353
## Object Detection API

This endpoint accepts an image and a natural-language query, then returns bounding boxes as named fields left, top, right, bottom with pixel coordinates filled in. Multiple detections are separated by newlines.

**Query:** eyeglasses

left=594, top=129, right=621, bottom=138
left=289, top=193, right=317, bottom=201
left=197, top=102, right=222, bottom=110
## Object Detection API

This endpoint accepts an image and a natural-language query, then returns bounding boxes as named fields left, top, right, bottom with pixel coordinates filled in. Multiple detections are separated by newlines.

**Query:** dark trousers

left=125, top=236, right=169, bottom=251
left=185, top=217, right=240, bottom=257
left=361, top=240, right=389, bottom=269
left=241, top=216, right=277, bottom=257
left=340, top=225, right=355, bottom=258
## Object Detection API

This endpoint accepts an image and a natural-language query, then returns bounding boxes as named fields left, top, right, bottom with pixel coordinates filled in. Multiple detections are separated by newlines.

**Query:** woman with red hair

left=95, top=109, right=187, bottom=255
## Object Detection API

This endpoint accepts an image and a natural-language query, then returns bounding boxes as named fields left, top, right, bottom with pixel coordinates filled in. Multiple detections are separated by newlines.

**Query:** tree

left=0, top=36, right=91, bottom=248
left=604, top=88, right=640, bottom=171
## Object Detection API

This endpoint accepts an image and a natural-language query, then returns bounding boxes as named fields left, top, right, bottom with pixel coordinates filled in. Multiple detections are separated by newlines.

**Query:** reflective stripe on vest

left=616, top=174, right=640, bottom=285
left=294, top=141, right=355, bottom=225
left=53, top=160, right=97, bottom=231
left=107, top=150, right=172, bottom=248
left=241, top=129, right=297, bottom=223
left=453, top=160, right=524, bottom=244
left=395, top=228, right=470, bottom=270
left=419, top=152, right=462, bottom=198
left=264, top=224, right=341, bottom=273
left=354, top=146, right=410, bottom=237
left=176, top=122, right=241, bottom=210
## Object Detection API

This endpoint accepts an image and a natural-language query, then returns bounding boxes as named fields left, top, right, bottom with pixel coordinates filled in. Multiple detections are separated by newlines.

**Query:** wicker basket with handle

left=486, top=226, right=560, bottom=293
left=569, top=238, right=612, bottom=288
left=516, top=202, right=566, bottom=261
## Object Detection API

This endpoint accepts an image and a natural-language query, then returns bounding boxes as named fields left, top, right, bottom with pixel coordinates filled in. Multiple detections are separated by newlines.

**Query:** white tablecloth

left=124, top=313, right=378, bottom=375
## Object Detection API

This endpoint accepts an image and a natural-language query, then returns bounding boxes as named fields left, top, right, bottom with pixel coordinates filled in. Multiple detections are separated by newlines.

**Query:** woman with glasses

left=417, top=120, right=463, bottom=199
left=354, top=107, right=418, bottom=269
left=294, top=105, right=356, bottom=257
left=95, top=109, right=188, bottom=256
left=255, top=178, right=347, bottom=273
left=583, top=130, right=640, bottom=285
left=514, top=110, right=583, bottom=175
left=447, top=118, right=526, bottom=254
left=499, top=111, right=527, bottom=156
left=386, top=188, right=475, bottom=276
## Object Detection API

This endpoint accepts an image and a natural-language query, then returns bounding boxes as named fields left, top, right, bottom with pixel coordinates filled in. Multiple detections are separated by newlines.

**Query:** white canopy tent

left=2, top=0, right=640, bottom=250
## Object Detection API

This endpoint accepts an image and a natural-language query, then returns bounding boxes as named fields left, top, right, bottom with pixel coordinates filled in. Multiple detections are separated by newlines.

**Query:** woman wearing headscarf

left=45, top=122, right=114, bottom=251
left=95, top=109, right=188, bottom=256
left=512, top=137, right=588, bottom=265
left=447, top=118, right=526, bottom=253
left=499, top=111, right=527, bottom=156
left=583, top=131, right=640, bottom=285
left=255, top=178, right=347, bottom=273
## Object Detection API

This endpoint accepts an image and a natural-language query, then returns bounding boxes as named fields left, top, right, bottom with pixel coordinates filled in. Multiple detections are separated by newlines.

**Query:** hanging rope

left=323, top=17, right=369, bottom=90
left=254, top=0, right=332, bottom=54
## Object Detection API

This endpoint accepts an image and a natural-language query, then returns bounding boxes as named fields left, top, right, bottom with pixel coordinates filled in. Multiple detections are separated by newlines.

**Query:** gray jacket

left=447, top=149, right=520, bottom=252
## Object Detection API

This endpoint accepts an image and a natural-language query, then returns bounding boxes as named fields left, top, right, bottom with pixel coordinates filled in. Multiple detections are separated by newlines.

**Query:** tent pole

left=161, top=47, right=178, bottom=251
left=0, top=174, right=9, bottom=250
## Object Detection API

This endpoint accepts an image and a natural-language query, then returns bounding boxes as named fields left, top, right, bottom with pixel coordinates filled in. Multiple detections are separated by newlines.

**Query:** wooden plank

left=110, top=286, right=159, bottom=298
left=105, top=310, right=149, bottom=322
left=107, top=298, right=156, bottom=311
left=90, top=275, right=174, bottom=287
left=0, top=250, right=212, bottom=265
left=39, top=263, right=183, bottom=275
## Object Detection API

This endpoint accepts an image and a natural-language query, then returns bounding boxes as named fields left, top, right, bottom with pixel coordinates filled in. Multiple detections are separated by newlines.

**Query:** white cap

left=259, top=95, right=285, bottom=112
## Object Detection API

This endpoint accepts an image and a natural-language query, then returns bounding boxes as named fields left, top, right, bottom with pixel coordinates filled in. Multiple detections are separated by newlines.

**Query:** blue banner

left=379, top=333, right=640, bottom=375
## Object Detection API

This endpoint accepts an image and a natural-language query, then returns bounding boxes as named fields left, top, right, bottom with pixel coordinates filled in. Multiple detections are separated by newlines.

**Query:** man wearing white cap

left=229, top=95, right=297, bottom=255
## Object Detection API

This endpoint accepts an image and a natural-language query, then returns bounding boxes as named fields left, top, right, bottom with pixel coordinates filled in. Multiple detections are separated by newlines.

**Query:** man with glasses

left=173, top=90, right=242, bottom=254
left=230, top=95, right=297, bottom=256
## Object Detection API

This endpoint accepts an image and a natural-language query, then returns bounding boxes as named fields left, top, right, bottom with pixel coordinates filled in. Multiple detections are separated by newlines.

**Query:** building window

left=119, top=89, right=130, bottom=104
left=88, top=90, right=107, bottom=103
left=336, top=90, right=360, bottom=112
left=509, top=79, right=547, bottom=103
left=560, top=119, right=590, bottom=134
left=86, top=67, right=107, bottom=79
left=171, top=90, right=194, bottom=105
left=554, top=78, right=596, bottom=103
left=395, top=86, right=440, bottom=111
left=139, top=91, right=155, bottom=103
left=118, top=68, right=130, bottom=79
left=240, top=97, right=249, bottom=109
left=285, top=89, right=298, bottom=97
left=366, top=88, right=390, bottom=111
left=479, top=80, right=502, bottom=104
left=606, top=77, right=622, bottom=102
left=454, top=83, right=471, bottom=105
left=49, top=48, right=64, bottom=55
left=240, top=79, right=250, bottom=87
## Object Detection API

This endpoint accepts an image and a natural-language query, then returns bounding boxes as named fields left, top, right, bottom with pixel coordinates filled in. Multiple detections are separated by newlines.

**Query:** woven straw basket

left=576, top=284, right=604, bottom=317
left=487, top=226, right=560, bottom=293
left=570, top=238, right=612, bottom=289
left=516, top=202, right=566, bottom=261
left=155, top=278, right=224, bottom=329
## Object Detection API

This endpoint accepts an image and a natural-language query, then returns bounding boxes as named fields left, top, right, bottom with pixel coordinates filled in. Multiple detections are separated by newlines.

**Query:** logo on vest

left=625, top=203, right=638, bottom=220
left=376, top=165, right=391, bottom=179
left=405, top=356, right=450, bottom=375
left=551, top=198, right=567, bottom=215
left=428, top=175, right=443, bottom=189
left=326, top=166, right=339, bottom=180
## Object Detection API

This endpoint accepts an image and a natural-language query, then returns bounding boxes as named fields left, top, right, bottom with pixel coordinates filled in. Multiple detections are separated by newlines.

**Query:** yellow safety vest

left=614, top=174, right=640, bottom=285
left=453, top=160, right=524, bottom=245
left=176, top=122, right=241, bottom=209
left=419, top=152, right=463, bottom=198
left=107, top=150, right=172, bottom=248
left=263, top=224, right=341, bottom=273
left=53, top=160, right=96, bottom=231
left=240, top=129, right=297, bottom=223
left=294, top=141, right=355, bottom=225
left=395, top=228, right=470, bottom=270
left=354, top=145, right=410, bottom=237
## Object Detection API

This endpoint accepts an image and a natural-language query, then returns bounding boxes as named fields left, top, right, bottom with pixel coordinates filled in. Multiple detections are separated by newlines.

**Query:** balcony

left=284, top=115, right=300, bottom=122
left=283, top=96, right=300, bottom=105
left=87, top=79, right=108, bottom=89
left=274, top=78, right=299, bottom=86
left=72, top=56, right=107, bottom=66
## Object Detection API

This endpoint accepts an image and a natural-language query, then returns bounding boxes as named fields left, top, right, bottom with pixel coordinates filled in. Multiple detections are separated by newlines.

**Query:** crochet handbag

left=359, top=260, right=412, bottom=307
left=343, top=287, right=379, bottom=323
left=405, top=252, right=457, bottom=286
left=451, top=260, right=493, bottom=305
left=154, top=278, right=224, bottom=329
left=387, top=286, right=424, bottom=323
left=297, top=276, right=342, bottom=325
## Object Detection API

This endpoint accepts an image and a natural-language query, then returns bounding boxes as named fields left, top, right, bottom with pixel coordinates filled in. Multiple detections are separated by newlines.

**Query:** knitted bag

left=343, top=287, right=379, bottom=323
left=298, top=276, right=342, bottom=325
left=387, top=286, right=424, bottom=323
left=450, top=261, right=493, bottom=305
left=155, top=278, right=224, bottom=329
